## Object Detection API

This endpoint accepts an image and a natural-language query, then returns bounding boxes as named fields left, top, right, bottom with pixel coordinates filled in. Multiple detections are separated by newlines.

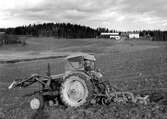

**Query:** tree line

left=1, top=22, right=167, bottom=41
left=5, top=23, right=99, bottom=38
left=139, top=30, right=167, bottom=41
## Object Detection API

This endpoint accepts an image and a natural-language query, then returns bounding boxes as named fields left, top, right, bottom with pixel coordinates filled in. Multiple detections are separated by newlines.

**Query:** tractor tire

left=60, top=72, right=93, bottom=107
left=29, top=94, right=44, bottom=110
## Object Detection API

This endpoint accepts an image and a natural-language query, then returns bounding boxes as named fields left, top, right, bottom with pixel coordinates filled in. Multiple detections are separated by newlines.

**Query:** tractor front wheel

left=29, top=94, right=44, bottom=110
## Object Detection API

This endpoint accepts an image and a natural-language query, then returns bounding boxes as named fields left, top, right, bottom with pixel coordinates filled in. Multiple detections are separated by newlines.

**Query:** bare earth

left=0, top=37, right=167, bottom=119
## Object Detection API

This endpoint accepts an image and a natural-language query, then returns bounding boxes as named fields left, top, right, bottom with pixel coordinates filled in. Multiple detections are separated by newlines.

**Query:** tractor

left=8, top=53, right=149, bottom=110
left=8, top=53, right=111, bottom=110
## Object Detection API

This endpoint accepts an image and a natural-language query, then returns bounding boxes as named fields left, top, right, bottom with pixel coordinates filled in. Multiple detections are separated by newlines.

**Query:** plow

left=8, top=53, right=150, bottom=110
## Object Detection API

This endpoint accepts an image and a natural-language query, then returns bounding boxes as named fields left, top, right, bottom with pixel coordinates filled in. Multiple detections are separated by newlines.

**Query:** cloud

left=0, top=0, right=167, bottom=30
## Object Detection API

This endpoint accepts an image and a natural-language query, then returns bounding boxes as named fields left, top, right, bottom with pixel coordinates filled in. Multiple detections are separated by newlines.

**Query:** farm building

left=128, top=32, right=140, bottom=39
left=100, top=32, right=120, bottom=40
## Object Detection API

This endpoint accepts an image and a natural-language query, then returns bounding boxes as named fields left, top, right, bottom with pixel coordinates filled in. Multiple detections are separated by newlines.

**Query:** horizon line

left=0, top=22, right=166, bottom=32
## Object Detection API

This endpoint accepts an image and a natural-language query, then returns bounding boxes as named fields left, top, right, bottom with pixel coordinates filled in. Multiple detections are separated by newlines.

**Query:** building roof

left=66, top=53, right=96, bottom=61
left=101, top=32, right=119, bottom=36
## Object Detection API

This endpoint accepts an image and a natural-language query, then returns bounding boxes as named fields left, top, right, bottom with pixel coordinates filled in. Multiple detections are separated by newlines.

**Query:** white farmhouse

left=100, top=32, right=120, bottom=40
left=128, top=32, right=140, bottom=39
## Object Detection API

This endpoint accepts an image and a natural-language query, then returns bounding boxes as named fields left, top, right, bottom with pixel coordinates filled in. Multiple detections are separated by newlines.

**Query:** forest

left=1, top=23, right=167, bottom=41
left=139, top=30, right=167, bottom=41
left=4, top=23, right=99, bottom=38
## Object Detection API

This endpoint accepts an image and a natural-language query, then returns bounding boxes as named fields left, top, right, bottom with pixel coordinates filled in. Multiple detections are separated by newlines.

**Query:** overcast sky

left=0, top=0, right=167, bottom=31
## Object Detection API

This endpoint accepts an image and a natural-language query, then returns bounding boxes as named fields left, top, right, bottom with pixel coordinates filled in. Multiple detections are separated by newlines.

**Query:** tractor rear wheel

left=60, top=73, right=93, bottom=107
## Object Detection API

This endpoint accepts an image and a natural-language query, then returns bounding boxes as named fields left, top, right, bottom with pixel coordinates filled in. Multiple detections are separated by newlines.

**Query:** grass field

left=0, top=37, right=167, bottom=119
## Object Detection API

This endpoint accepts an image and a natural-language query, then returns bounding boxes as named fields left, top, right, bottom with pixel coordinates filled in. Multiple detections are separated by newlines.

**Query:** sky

left=0, top=0, right=167, bottom=31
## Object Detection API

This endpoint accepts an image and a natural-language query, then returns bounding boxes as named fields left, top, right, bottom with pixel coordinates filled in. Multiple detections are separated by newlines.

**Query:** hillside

left=5, top=23, right=99, bottom=38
